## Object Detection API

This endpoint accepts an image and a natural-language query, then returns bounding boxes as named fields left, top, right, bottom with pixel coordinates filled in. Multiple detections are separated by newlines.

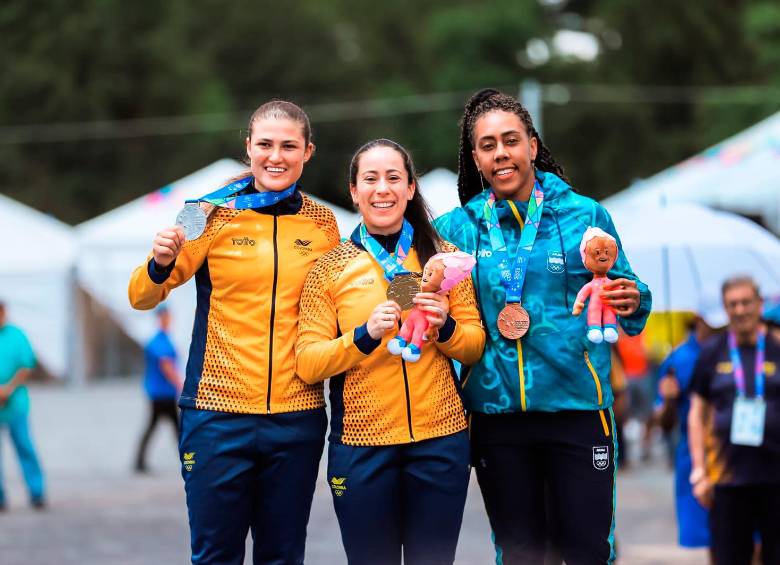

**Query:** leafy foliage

left=0, top=1, right=777, bottom=222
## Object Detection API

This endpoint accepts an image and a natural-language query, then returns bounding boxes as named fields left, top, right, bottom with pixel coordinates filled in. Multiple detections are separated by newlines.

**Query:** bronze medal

left=497, top=303, right=530, bottom=339
left=386, top=273, right=422, bottom=311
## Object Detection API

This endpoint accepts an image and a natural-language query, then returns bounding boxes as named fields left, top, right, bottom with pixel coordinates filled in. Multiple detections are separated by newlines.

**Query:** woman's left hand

left=601, top=278, right=640, bottom=316
left=414, top=292, right=450, bottom=332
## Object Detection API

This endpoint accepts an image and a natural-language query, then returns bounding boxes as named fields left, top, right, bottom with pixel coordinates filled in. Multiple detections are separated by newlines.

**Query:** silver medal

left=175, top=204, right=207, bottom=241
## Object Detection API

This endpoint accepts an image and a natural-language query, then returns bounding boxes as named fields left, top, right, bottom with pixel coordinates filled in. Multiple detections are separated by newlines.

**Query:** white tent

left=76, top=159, right=358, bottom=363
left=610, top=202, right=780, bottom=317
left=0, top=193, right=76, bottom=378
left=603, top=111, right=780, bottom=233
left=419, top=168, right=460, bottom=219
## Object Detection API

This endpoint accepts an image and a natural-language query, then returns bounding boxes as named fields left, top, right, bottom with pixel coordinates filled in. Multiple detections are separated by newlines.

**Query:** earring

left=478, top=171, right=487, bottom=190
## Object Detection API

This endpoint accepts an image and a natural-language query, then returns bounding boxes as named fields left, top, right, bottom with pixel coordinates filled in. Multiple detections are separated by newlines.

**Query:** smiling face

left=472, top=110, right=538, bottom=200
left=350, top=146, right=415, bottom=235
left=723, top=283, right=763, bottom=338
left=421, top=259, right=445, bottom=292
left=584, top=236, right=618, bottom=275
left=245, top=117, right=313, bottom=192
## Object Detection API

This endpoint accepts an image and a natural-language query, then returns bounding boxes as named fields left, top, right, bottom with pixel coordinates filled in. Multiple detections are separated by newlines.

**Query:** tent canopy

left=0, top=193, right=76, bottom=273
left=604, top=111, right=780, bottom=233
left=419, top=168, right=460, bottom=219
left=0, top=193, right=77, bottom=378
left=611, top=202, right=780, bottom=313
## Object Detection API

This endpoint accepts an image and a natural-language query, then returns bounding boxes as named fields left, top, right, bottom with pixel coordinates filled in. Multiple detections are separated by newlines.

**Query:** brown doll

left=387, top=251, right=476, bottom=362
left=572, top=227, right=619, bottom=344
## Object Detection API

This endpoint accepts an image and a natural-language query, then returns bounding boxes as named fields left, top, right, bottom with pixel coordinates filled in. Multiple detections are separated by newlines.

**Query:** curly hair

left=457, top=88, right=568, bottom=205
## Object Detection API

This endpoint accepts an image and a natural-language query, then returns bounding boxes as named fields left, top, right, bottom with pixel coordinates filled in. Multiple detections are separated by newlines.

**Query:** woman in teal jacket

left=435, top=88, right=651, bottom=564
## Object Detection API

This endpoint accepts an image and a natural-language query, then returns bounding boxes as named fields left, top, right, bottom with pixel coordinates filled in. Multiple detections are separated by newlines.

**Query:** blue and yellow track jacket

left=296, top=230, right=486, bottom=446
left=128, top=190, right=340, bottom=415
left=434, top=171, right=651, bottom=414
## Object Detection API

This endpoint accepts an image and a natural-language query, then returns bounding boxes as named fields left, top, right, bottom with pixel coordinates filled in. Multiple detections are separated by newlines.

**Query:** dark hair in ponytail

left=349, top=139, right=443, bottom=267
left=457, top=88, right=568, bottom=205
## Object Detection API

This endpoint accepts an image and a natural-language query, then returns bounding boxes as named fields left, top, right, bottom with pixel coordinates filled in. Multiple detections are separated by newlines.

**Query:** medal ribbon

left=482, top=180, right=545, bottom=303
left=727, top=329, right=766, bottom=398
left=359, top=219, right=414, bottom=282
left=186, top=176, right=296, bottom=209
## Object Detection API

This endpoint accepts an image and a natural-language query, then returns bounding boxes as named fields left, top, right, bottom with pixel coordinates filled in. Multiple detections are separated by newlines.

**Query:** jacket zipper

left=584, top=350, right=610, bottom=437
left=517, top=340, right=527, bottom=411
left=401, top=358, right=415, bottom=441
left=267, top=216, right=279, bottom=414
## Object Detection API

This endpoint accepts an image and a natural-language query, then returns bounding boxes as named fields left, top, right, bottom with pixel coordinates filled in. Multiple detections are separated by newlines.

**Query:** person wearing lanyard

left=296, top=139, right=485, bottom=565
left=688, top=276, right=780, bottom=565
left=434, top=88, right=651, bottom=564
left=128, top=100, right=340, bottom=564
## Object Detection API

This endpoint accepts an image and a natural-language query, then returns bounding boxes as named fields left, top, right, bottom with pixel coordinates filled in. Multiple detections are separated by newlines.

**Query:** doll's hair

left=426, top=251, right=476, bottom=293
left=579, top=227, right=617, bottom=264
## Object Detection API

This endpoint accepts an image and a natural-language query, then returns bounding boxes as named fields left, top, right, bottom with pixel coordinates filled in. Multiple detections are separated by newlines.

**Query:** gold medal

left=497, top=303, right=530, bottom=339
left=386, top=273, right=422, bottom=311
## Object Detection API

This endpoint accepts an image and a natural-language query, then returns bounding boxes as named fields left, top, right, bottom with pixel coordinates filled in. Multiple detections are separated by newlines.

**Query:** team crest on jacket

left=592, top=446, right=609, bottom=470
left=547, top=250, right=565, bottom=273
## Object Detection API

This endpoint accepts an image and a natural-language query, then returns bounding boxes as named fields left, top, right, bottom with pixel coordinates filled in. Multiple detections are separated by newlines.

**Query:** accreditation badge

left=730, top=397, right=766, bottom=447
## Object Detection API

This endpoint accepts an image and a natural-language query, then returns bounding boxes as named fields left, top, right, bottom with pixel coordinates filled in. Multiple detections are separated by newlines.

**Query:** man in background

left=688, top=276, right=780, bottom=564
left=0, top=300, right=46, bottom=510
left=134, top=306, right=182, bottom=474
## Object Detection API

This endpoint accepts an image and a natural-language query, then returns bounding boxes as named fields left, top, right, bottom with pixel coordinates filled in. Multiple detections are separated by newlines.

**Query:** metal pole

left=519, top=80, right=543, bottom=138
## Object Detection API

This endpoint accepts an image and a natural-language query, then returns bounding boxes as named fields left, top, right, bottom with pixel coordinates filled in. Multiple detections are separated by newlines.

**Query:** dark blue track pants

left=179, top=407, right=326, bottom=565
left=327, top=430, right=470, bottom=565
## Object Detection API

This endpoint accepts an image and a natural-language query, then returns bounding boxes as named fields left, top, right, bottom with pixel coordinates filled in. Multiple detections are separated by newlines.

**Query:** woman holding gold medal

left=296, top=139, right=485, bottom=564
left=129, top=100, right=340, bottom=564
left=434, top=89, right=652, bottom=564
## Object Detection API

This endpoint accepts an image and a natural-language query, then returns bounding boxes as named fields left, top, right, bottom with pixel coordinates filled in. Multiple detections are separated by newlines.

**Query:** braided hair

left=457, top=88, right=568, bottom=205
left=349, top=139, right=443, bottom=267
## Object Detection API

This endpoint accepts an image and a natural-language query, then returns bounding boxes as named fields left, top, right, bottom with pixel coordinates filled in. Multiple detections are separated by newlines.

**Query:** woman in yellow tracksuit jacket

left=128, top=100, right=340, bottom=565
left=296, top=139, right=485, bottom=565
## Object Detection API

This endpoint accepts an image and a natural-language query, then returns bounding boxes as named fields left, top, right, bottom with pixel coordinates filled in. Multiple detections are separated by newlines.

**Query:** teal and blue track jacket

left=434, top=171, right=651, bottom=414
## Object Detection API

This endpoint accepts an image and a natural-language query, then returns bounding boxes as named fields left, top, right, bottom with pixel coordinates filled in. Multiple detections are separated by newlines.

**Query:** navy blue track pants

left=179, top=407, right=326, bottom=565
left=327, top=430, right=470, bottom=565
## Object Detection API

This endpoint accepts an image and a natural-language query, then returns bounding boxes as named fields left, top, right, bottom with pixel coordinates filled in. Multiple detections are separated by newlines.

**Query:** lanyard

left=482, top=180, right=544, bottom=304
left=186, top=176, right=296, bottom=209
left=727, top=329, right=766, bottom=398
left=359, top=219, right=414, bottom=282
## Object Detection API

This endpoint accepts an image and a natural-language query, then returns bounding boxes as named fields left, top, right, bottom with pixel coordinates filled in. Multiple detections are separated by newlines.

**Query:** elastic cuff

left=354, top=323, right=382, bottom=355
left=147, top=258, right=175, bottom=284
left=437, top=315, right=457, bottom=343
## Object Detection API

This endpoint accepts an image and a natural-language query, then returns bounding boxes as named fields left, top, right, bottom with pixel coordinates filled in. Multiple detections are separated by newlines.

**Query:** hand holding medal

left=152, top=225, right=186, bottom=268
left=367, top=301, right=403, bottom=340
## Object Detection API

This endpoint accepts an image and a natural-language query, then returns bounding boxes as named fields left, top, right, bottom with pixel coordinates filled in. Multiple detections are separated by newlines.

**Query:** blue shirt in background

left=0, top=324, right=36, bottom=422
left=657, top=332, right=710, bottom=548
left=144, top=330, right=178, bottom=400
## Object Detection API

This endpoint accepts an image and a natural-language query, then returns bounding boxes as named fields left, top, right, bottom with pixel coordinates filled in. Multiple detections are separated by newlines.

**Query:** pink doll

left=387, top=251, right=476, bottom=362
left=572, top=227, right=619, bottom=344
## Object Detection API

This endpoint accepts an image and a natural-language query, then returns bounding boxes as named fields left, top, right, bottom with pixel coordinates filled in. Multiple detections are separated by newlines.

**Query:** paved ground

left=0, top=381, right=708, bottom=564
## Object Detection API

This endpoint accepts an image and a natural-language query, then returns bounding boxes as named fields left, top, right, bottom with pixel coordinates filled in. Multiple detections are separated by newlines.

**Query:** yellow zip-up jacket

left=128, top=190, right=340, bottom=414
left=296, top=232, right=485, bottom=446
